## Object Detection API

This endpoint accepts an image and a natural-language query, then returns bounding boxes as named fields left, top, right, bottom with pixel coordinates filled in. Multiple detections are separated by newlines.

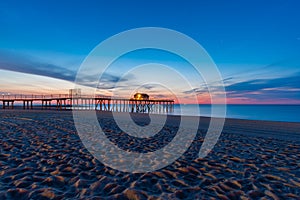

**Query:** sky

left=0, top=0, right=300, bottom=104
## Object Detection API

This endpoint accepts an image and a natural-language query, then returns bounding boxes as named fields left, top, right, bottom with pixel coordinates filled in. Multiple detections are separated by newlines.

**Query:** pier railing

left=1, top=94, right=67, bottom=100
left=0, top=94, right=121, bottom=100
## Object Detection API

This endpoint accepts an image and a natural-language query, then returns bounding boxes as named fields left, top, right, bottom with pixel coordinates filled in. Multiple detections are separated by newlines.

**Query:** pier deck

left=0, top=94, right=174, bottom=113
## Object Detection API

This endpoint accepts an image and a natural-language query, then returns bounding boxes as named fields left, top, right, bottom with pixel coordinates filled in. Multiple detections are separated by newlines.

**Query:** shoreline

left=0, top=104, right=300, bottom=123
left=1, top=109, right=300, bottom=141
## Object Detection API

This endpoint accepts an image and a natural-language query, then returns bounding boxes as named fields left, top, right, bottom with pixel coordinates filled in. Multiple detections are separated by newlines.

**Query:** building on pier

left=133, top=93, right=149, bottom=100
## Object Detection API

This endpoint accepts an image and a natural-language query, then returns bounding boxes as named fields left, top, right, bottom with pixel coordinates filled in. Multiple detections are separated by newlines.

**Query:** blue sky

left=0, top=0, right=300, bottom=103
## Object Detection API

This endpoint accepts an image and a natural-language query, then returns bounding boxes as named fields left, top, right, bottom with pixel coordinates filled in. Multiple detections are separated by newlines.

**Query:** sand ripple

left=0, top=110, right=299, bottom=199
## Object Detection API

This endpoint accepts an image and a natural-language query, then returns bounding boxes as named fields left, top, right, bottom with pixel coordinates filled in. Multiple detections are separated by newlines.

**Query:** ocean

left=171, top=104, right=300, bottom=123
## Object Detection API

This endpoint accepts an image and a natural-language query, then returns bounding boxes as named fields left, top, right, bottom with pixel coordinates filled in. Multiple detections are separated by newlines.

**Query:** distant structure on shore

left=133, top=93, right=149, bottom=100
left=69, top=89, right=81, bottom=98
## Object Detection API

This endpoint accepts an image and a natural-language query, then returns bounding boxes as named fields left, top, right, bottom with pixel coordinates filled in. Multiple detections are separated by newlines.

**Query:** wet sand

left=0, top=110, right=299, bottom=199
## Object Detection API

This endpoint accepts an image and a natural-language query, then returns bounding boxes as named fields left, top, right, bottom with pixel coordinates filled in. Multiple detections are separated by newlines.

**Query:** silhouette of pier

left=0, top=94, right=174, bottom=113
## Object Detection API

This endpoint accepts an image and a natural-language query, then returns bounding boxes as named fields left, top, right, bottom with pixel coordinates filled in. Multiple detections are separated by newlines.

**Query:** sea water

left=171, top=104, right=300, bottom=122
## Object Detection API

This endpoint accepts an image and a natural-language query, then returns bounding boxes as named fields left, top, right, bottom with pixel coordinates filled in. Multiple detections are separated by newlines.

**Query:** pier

left=0, top=94, right=174, bottom=113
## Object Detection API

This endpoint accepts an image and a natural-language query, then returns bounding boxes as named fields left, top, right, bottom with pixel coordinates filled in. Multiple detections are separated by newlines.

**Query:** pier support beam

left=22, top=100, right=33, bottom=109
left=3, top=100, right=14, bottom=109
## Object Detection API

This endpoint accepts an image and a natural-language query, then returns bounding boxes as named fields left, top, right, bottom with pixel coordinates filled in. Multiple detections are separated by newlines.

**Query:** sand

left=0, top=110, right=299, bottom=199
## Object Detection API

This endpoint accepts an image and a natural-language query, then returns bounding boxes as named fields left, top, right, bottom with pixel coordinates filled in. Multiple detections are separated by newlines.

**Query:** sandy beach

left=0, top=110, right=300, bottom=199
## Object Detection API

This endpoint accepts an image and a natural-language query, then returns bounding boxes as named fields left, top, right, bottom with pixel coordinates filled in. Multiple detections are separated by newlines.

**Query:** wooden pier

left=0, top=94, right=174, bottom=113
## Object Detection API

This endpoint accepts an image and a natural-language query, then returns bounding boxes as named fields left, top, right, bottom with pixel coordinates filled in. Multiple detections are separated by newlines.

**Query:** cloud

left=139, top=84, right=157, bottom=90
left=0, top=51, right=76, bottom=82
left=181, top=71, right=300, bottom=103
left=0, top=51, right=131, bottom=89
left=226, top=72, right=300, bottom=101
left=151, top=94, right=170, bottom=99
left=183, top=85, right=222, bottom=95
left=226, top=72, right=300, bottom=92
